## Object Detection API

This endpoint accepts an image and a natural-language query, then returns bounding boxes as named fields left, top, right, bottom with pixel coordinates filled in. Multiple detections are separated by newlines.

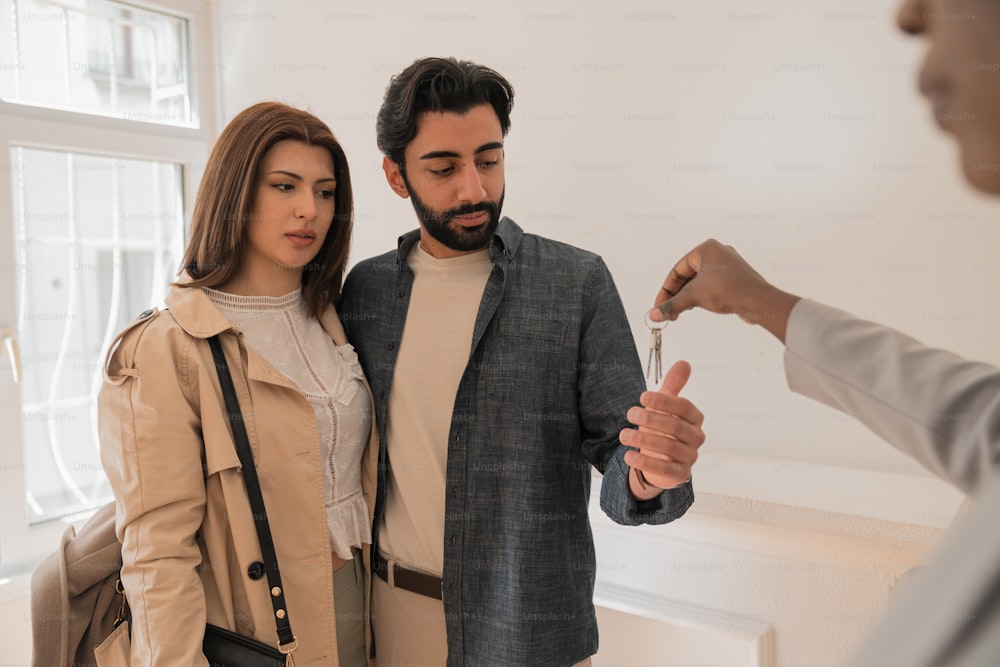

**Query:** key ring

left=643, top=310, right=669, bottom=331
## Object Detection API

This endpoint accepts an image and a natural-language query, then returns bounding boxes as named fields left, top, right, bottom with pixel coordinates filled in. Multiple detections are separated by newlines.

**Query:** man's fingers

left=650, top=252, right=702, bottom=322
left=650, top=279, right=702, bottom=322
left=623, top=450, right=691, bottom=487
left=659, top=360, right=691, bottom=397
left=657, top=252, right=701, bottom=303
left=636, top=394, right=705, bottom=427
left=625, top=410, right=706, bottom=448
left=620, top=428, right=700, bottom=464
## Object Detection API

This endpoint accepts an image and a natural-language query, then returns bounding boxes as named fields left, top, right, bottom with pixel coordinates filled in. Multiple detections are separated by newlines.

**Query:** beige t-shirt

left=378, top=244, right=492, bottom=576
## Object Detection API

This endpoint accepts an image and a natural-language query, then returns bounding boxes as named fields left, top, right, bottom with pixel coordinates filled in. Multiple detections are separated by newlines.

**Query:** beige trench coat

left=98, top=283, right=378, bottom=666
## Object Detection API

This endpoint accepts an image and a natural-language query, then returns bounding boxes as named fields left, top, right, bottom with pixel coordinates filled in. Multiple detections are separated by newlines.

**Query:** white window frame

left=0, top=0, right=220, bottom=573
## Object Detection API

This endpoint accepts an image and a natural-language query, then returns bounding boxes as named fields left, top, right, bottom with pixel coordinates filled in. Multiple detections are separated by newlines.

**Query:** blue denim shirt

left=339, top=217, right=693, bottom=667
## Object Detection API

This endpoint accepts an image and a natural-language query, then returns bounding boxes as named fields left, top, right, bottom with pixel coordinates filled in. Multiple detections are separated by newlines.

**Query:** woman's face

left=240, top=140, right=337, bottom=291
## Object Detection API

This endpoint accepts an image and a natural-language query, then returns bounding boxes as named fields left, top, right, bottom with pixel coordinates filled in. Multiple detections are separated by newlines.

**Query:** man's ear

left=383, top=157, right=410, bottom=199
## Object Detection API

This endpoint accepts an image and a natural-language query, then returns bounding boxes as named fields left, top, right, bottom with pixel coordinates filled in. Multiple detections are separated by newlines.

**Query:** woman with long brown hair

left=99, top=101, right=376, bottom=666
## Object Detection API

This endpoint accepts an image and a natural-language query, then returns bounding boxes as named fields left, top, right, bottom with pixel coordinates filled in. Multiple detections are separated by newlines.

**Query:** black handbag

left=205, top=335, right=297, bottom=666
left=203, top=624, right=285, bottom=666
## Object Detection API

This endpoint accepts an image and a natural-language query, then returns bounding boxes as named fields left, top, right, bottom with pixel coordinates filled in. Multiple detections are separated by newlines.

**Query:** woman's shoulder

left=117, top=306, right=189, bottom=346
left=103, top=306, right=192, bottom=376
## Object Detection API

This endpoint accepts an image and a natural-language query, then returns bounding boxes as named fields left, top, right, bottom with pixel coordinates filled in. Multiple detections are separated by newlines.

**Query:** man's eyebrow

left=418, top=142, right=504, bottom=161
left=267, top=170, right=337, bottom=183
left=476, top=142, right=504, bottom=154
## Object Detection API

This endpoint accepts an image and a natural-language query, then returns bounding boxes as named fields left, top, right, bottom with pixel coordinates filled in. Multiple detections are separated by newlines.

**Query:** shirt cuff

left=599, top=446, right=694, bottom=526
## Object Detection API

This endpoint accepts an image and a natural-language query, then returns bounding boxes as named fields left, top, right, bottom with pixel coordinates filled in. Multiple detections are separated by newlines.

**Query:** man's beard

left=405, top=178, right=504, bottom=252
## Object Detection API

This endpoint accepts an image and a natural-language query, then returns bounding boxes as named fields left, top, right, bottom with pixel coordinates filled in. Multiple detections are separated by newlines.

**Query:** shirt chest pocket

left=484, top=319, right=568, bottom=409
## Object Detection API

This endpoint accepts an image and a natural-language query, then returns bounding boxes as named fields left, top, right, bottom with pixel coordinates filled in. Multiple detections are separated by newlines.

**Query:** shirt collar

left=395, top=216, right=523, bottom=265
left=165, top=273, right=238, bottom=339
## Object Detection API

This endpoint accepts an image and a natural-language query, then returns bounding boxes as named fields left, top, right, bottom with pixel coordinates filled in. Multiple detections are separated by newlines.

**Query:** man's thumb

left=659, top=360, right=691, bottom=397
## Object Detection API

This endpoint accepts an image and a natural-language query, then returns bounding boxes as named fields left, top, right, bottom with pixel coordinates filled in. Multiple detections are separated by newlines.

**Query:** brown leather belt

left=372, top=550, right=443, bottom=600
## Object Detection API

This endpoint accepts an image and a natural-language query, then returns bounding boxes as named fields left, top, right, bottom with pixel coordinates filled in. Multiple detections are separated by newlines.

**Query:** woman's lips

left=286, top=231, right=316, bottom=246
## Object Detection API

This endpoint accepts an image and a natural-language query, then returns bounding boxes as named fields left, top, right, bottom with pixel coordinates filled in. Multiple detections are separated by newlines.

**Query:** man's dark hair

left=376, top=57, right=515, bottom=168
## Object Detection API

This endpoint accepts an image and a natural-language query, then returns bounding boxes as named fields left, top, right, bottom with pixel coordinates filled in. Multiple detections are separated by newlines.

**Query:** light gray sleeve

left=848, top=478, right=1000, bottom=667
left=783, top=298, right=1000, bottom=497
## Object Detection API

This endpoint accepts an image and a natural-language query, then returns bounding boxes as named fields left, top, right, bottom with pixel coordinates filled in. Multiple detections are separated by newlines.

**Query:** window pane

left=10, top=145, right=184, bottom=523
left=0, top=0, right=195, bottom=127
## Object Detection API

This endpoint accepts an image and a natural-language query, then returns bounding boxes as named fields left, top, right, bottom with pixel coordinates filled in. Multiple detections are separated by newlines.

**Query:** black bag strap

left=208, top=335, right=296, bottom=651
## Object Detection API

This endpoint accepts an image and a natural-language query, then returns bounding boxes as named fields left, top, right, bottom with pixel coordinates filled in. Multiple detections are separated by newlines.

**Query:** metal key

left=645, top=326, right=662, bottom=384
left=643, top=312, right=668, bottom=386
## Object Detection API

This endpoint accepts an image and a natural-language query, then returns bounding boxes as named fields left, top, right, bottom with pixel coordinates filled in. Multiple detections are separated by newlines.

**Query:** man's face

left=898, top=0, right=1000, bottom=193
left=383, top=104, right=505, bottom=258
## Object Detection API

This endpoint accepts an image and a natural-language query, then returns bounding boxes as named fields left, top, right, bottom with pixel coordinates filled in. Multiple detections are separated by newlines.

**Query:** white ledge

left=594, top=579, right=776, bottom=667
left=675, top=452, right=966, bottom=530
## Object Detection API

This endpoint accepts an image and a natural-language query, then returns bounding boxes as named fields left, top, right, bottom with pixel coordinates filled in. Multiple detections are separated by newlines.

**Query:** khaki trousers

left=334, top=551, right=367, bottom=667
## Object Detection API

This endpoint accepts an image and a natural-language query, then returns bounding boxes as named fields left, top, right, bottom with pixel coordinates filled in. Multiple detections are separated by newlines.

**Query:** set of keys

left=644, top=312, right=668, bottom=385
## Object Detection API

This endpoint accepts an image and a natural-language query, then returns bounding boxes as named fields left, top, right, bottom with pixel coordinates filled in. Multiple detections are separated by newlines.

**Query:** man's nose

left=456, top=163, right=487, bottom=204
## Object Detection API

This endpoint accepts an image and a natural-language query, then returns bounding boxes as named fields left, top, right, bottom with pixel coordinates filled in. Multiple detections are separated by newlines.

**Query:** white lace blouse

left=205, top=288, right=372, bottom=559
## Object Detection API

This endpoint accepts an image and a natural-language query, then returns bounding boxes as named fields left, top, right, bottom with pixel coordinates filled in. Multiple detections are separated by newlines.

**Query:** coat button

left=247, top=562, right=265, bottom=580
left=138, top=309, right=153, bottom=319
